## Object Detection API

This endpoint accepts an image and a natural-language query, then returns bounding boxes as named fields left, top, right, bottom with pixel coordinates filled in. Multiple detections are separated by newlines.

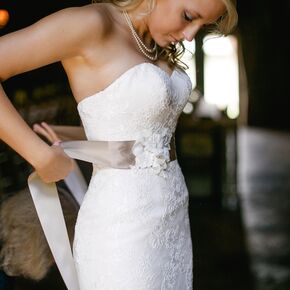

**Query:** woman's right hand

left=34, top=144, right=74, bottom=183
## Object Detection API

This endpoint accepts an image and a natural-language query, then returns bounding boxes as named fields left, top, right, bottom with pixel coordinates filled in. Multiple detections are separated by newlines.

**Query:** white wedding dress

left=73, top=62, right=193, bottom=290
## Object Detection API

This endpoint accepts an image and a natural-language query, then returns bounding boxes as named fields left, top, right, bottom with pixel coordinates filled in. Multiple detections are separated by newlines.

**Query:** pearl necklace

left=123, top=10, right=158, bottom=61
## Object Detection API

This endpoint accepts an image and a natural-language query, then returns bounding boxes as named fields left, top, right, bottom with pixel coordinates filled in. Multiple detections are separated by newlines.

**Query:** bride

left=0, top=0, right=237, bottom=289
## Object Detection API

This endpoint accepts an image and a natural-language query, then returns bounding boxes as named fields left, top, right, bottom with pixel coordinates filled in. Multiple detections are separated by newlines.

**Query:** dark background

left=237, top=1, right=290, bottom=131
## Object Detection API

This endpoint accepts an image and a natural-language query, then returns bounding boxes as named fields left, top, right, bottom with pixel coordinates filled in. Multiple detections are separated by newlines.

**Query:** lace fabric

left=74, top=63, right=193, bottom=289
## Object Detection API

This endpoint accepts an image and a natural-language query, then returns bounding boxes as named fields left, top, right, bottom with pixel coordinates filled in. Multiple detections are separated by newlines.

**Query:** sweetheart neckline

left=77, top=62, right=179, bottom=108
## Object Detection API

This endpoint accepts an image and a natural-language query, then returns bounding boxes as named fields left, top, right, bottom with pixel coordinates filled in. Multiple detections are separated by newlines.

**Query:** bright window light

left=181, top=40, right=196, bottom=89
left=203, top=35, right=239, bottom=119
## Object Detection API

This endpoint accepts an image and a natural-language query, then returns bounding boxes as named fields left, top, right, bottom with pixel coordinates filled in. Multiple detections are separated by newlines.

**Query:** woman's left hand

left=33, top=122, right=61, bottom=145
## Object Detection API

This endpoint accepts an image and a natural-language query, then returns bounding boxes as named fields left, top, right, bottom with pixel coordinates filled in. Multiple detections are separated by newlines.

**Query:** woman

left=0, top=0, right=238, bottom=289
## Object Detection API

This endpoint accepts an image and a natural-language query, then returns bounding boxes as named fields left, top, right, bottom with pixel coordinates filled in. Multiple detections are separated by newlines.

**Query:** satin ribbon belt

left=27, top=137, right=176, bottom=290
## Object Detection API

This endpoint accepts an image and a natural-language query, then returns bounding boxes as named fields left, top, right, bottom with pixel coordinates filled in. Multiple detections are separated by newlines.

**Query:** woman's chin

left=156, top=39, right=171, bottom=48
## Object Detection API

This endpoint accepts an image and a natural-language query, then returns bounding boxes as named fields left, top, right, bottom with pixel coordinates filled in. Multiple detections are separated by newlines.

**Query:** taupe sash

left=27, top=138, right=176, bottom=290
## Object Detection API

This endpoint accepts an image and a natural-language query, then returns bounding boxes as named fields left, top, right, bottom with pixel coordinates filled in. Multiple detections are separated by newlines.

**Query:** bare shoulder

left=0, top=3, right=115, bottom=80
left=82, top=3, right=123, bottom=37
left=0, top=3, right=120, bottom=81
left=45, top=3, right=113, bottom=42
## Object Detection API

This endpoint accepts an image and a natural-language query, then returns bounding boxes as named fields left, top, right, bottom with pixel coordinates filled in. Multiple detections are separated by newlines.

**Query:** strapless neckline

left=77, top=62, right=180, bottom=108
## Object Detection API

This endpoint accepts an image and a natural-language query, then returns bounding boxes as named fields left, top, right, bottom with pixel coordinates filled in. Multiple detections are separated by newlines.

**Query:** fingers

left=33, top=123, right=53, bottom=143
left=33, top=122, right=61, bottom=144
left=52, top=140, right=61, bottom=146
left=41, top=122, right=60, bottom=143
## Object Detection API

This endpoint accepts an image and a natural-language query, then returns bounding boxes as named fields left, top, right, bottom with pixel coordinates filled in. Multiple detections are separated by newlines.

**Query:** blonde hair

left=214, top=0, right=238, bottom=36
left=92, top=0, right=238, bottom=69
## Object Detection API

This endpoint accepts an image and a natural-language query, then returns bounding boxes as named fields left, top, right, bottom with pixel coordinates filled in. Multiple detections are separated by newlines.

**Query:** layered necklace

left=123, top=10, right=158, bottom=61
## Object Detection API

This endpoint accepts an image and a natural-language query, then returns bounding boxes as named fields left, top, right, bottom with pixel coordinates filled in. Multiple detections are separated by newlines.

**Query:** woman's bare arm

left=0, top=5, right=106, bottom=182
left=0, top=5, right=106, bottom=80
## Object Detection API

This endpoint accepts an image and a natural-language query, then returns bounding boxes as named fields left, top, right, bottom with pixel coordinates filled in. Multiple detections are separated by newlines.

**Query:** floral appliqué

left=129, top=128, right=173, bottom=177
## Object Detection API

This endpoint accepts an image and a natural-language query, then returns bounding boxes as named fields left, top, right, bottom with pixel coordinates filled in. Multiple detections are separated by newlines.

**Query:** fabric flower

left=130, top=128, right=173, bottom=176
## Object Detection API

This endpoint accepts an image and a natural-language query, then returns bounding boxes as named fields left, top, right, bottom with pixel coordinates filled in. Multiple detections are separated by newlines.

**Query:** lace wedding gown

left=73, top=62, right=193, bottom=290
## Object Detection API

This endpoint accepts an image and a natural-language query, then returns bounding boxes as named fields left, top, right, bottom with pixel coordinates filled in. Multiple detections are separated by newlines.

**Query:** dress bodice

left=73, top=63, right=194, bottom=290
left=77, top=62, right=192, bottom=142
